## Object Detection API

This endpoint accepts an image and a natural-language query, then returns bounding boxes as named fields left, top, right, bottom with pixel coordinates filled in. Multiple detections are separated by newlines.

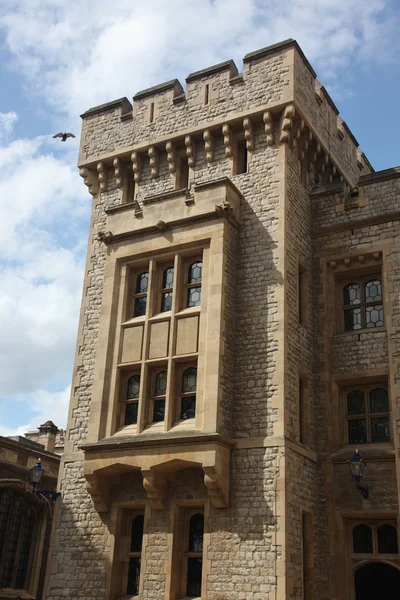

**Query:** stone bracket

left=203, top=465, right=229, bottom=508
left=79, top=167, right=99, bottom=196
left=97, top=161, right=108, bottom=193
left=185, top=135, right=195, bottom=168
left=142, top=468, right=166, bottom=509
left=203, top=129, right=214, bottom=162
left=166, top=141, right=176, bottom=173
left=113, top=157, right=124, bottom=189
left=85, top=472, right=109, bottom=513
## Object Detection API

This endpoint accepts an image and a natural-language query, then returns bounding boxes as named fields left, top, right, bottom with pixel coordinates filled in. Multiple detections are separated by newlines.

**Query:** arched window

left=0, top=490, right=39, bottom=591
left=342, top=276, right=383, bottom=331
left=160, top=266, right=174, bottom=313
left=378, top=524, right=398, bottom=554
left=186, top=261, right=202, bottom=308
left=185, top=513, right=204, bottom=597
left=152, top=370, right=167, bottom=423
left=124, top=374, right=140, bottom=426
left=180, top=367, right=197, bottom=420
left=126, top=514, right=144, bottom=596
left=353, top=524, right=373, bottom=554
left=133, top=271, right=149, bottom=317
left=346, top=385, right=390, bottom=444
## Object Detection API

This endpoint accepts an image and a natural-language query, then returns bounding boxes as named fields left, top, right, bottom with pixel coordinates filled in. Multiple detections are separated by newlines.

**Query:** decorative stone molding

left=215, top=200, right=233, bottom=219
left=280, top=104, right=295, bottom=143
left=185, top=135, right=195, bottom=168
left=328, top=251, right=382, bottom=272
left=243, top=117, right=254, bottom=152
left=142, top=468, right=166, bottom=510
left=97, top=231, right=114, bottom=245
left=113, top=157, right=124, bottom=189
left=131, top=151, right=141, bottom=183
left=156, top=220, right=167, bottom=231
left=290, top=118, right=305, bottom=150
left=148, top=146, right=159, bottom=178
left=297, top=130, right=313, bottom=161
left=96, top=161, right=108, bottom=193
left=222, top=123, right=232, bottom=158
left=203, top=466, right=229, bottom=508
left=79, top=167, right=99, bottom=196
left=263, top=111, right=274, bottom=146
left=166, top=141, right=176, bottom=173
left=203, top=129, right=214, bottom=162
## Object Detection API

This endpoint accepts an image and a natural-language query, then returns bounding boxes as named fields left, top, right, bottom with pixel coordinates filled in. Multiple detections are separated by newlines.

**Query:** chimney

left=38, top=421, right=58, bottom=453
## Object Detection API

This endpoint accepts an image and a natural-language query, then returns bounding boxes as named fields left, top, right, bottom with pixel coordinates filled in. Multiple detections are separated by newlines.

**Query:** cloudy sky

left=0, top=0, right=399, bottom=436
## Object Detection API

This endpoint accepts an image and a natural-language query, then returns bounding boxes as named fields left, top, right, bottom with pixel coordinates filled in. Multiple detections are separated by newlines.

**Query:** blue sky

left=0, top=0, right=399, bottom=436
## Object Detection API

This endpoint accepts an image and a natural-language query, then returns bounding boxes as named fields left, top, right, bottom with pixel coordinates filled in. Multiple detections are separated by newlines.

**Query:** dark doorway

left=355, top=562, right=400, bottom=600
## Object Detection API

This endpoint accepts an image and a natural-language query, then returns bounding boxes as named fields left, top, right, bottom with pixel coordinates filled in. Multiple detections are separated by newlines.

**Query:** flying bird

left=53, top=132, right=76, bottom=142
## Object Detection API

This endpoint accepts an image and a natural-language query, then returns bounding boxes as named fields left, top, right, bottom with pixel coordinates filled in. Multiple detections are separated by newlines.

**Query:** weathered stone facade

left=44, top=38, right=399, bottom=600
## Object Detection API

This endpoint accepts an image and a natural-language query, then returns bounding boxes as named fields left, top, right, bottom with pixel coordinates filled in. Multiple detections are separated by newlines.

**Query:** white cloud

left=0, top=111, right=18, bottom=143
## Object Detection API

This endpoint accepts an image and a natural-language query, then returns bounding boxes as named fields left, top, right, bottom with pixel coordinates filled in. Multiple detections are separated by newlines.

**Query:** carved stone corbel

left=243, top=117, right=254, bottom=152
left=215, top=200, right=233, bottom=219
left=290, top=119, right=305, bottom=150
left=279, top=104, right=295, bottom=144
left=263, top=111, right=274, bottom=146
left=142, top=468, right=166, bottom=509
left=203, top=466, right=229, bottom=508
left=166, top=141, right=176, bottom=174
left=79, top=167, right=99, bottom=196
left=297, top=130, right=313, bottom=162
left=222, top=123, right=232, bottom=158
left=131, top=151, right=141, bottom=183
left=96, top=161, right=108, bottom=193
left=148, top=146, right=159, bottom=178
left=203, top=129, right=214, bottom=162
left=113, top=157, right=124, bottom=189
left=156, top=220, right=167, bottom=231
left=185, top=135, right=195, bottom=168
left=85, top=473, right=109, bottom=513
left=97, top=231, right=113, bottom=245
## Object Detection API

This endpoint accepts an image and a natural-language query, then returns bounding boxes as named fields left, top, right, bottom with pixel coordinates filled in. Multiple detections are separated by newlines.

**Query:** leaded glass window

left=186, top=261, right=202, bottom=308
left=353, top=524, right=373, bottom=553
left=160, top=266, right=174, bottom=313
left=126, top=513, right=144, bottom=596
left=185, top=513, right=204, bottom=598
left=124, top=374, right=140, bottom=426
left=346, top=385, right=390, bottom=444
left=180, top=367, right=197, bottom=420
left=352, top=521, right=398, bottom=557
left=342, top=276, right=383, bottom=331
left=377, top=524, right=398, bottom=554
left=152, top=370, right=167, bottom=422
left=133, top=271, right=149, bottom=317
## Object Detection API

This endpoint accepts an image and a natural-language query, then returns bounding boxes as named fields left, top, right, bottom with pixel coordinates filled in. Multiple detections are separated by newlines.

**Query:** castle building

left=44, top=39, right=400, bottom=600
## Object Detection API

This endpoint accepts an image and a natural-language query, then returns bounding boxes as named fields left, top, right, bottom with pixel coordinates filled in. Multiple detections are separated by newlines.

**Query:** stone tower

left=44, top=39, right=400, bottom=600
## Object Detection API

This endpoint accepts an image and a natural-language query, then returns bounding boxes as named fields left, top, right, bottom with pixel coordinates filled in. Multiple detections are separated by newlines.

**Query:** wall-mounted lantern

left=29, top=458, right=61, bottom=501
left=347, top=450, right=368, bottom=499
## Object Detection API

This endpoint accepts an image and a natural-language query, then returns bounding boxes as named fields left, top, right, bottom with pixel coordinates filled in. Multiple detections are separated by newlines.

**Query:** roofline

left=133, top=79, right=184, bottom=100
left=186, top=59, right=238, bottom=83
left=81, top=97, right=132, bottom=119
left=243, top=38, right=317, bottom=79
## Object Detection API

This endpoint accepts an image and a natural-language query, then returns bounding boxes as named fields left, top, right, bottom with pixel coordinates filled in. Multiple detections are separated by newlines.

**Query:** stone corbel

left=215, top=200, right=233, bottom=219
left=263, top=111, right=274, bottom=146
left=290, top=119, right=305, bottom=150
left=297, top=130, right=313, bottom=162
left=79, top=167, right=99, bottom=196
left=279, top=104, right=295, bottom=144
left=203, top=129, right=214, bottom=162
left=203, top=466, right=229, bottom=508
left=243, top=117, right=254, bottom=152
left=113, top=157, right=124, bottom=189
left=96, top=161, right=108, bottom=193
left=166, top=141, right=176, bottom=174
left=85, top=473, right=109, bottom=513
left=222, top=123, right=232, bottom=158
left=142, top=468, right=166, bottom=510
left=185, top=135, right=195, bottom=168
left=148, top=146, right=159, bottom=178
left=131, top=151, right=141, bottom=183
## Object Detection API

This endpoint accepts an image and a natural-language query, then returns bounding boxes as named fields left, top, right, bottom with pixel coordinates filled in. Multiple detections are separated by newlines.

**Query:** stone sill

left=332, top=443, right=394, bottom=463
left=332, top=327, right=386, bottom=338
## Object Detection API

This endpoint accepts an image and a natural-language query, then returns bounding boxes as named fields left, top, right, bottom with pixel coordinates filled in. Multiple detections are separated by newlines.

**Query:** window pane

left=153, top=399, right=165, bottom=422
left=124, top=402, right=138, bottom=426
left=127, top=375, right=140, bottom=399
left=370, top=388, right=389, bottom=413
left=161, top=292, right=173, bottom=312
left=1, top=498, right=23, bottom=587
left=0, top=491, right=11, bottom=556
left=127, top=557, right=141, bottom=595
left=182, top=368, right=197, bottom=393
left=343, top=283, right=360, bottom=306
left=347, top=390, right=365, bottom=415
left=344, top=308, right=361, bottom=331
left=188, top=262, right=202, bottom=284
left=136, top=272, right=149, bottom=294
left=134, top=296, right=147, bottom=317
left=181, top=396, right=196, bottom=420
left=371, top=417, right=390, bottom=442
left=187, top=557, right=203, bottom=597
left=188, top=514, right=204, bottom=552
left=162, top=267, right=174, bottom=289
left=187, top=287, right=201, bottom=308
left=377, top=524, right=398, bottom=554
left=16, top=506, right=35, bottom=589
left=348, top=419, right=367, bottom=444
left=130, top=515, right=144, bottom=552
left=154, top=371, right=167, bottom=396
left=365, top=279, right=382, bottom=302
left=365, top=304, right=383, bottom=328
left=353, top=524, right=373, bottom=553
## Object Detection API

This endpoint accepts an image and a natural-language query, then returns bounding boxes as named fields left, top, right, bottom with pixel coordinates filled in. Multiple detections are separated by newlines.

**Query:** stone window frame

left=175, top=362, right=198, bottom=423
left=175, top=148, right=190, bottom=190
left=120, top=371, right=141, bottom=428
left=339, top=273, right=384, bottom=333
left=349, top=520, right=399, bottom=560
left=149, top=366, right=168, bottom=425
left=158, top=263, right=175, bottom=314
left=184, top=257, right=203, bottom=310
left=130, top=266, right=150, bottom=319
left=123, top=511, right=145, bottom=599
left=232, top=132, right=248, bottom=176
left=343, top=383, right=390, bottom=446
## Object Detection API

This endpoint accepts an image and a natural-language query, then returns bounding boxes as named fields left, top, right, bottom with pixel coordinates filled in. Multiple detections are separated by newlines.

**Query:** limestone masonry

left=43, top=39, right=400, bottom=600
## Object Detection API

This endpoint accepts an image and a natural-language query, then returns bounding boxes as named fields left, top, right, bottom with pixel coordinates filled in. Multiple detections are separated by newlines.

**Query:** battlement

left=79, top=38, right=372, bottom=188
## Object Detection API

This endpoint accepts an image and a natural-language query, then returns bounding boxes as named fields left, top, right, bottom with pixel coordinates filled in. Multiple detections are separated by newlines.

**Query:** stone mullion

left=165, top=253, right=180, bottom=431
left=137, top=260, right=156, bottom=433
